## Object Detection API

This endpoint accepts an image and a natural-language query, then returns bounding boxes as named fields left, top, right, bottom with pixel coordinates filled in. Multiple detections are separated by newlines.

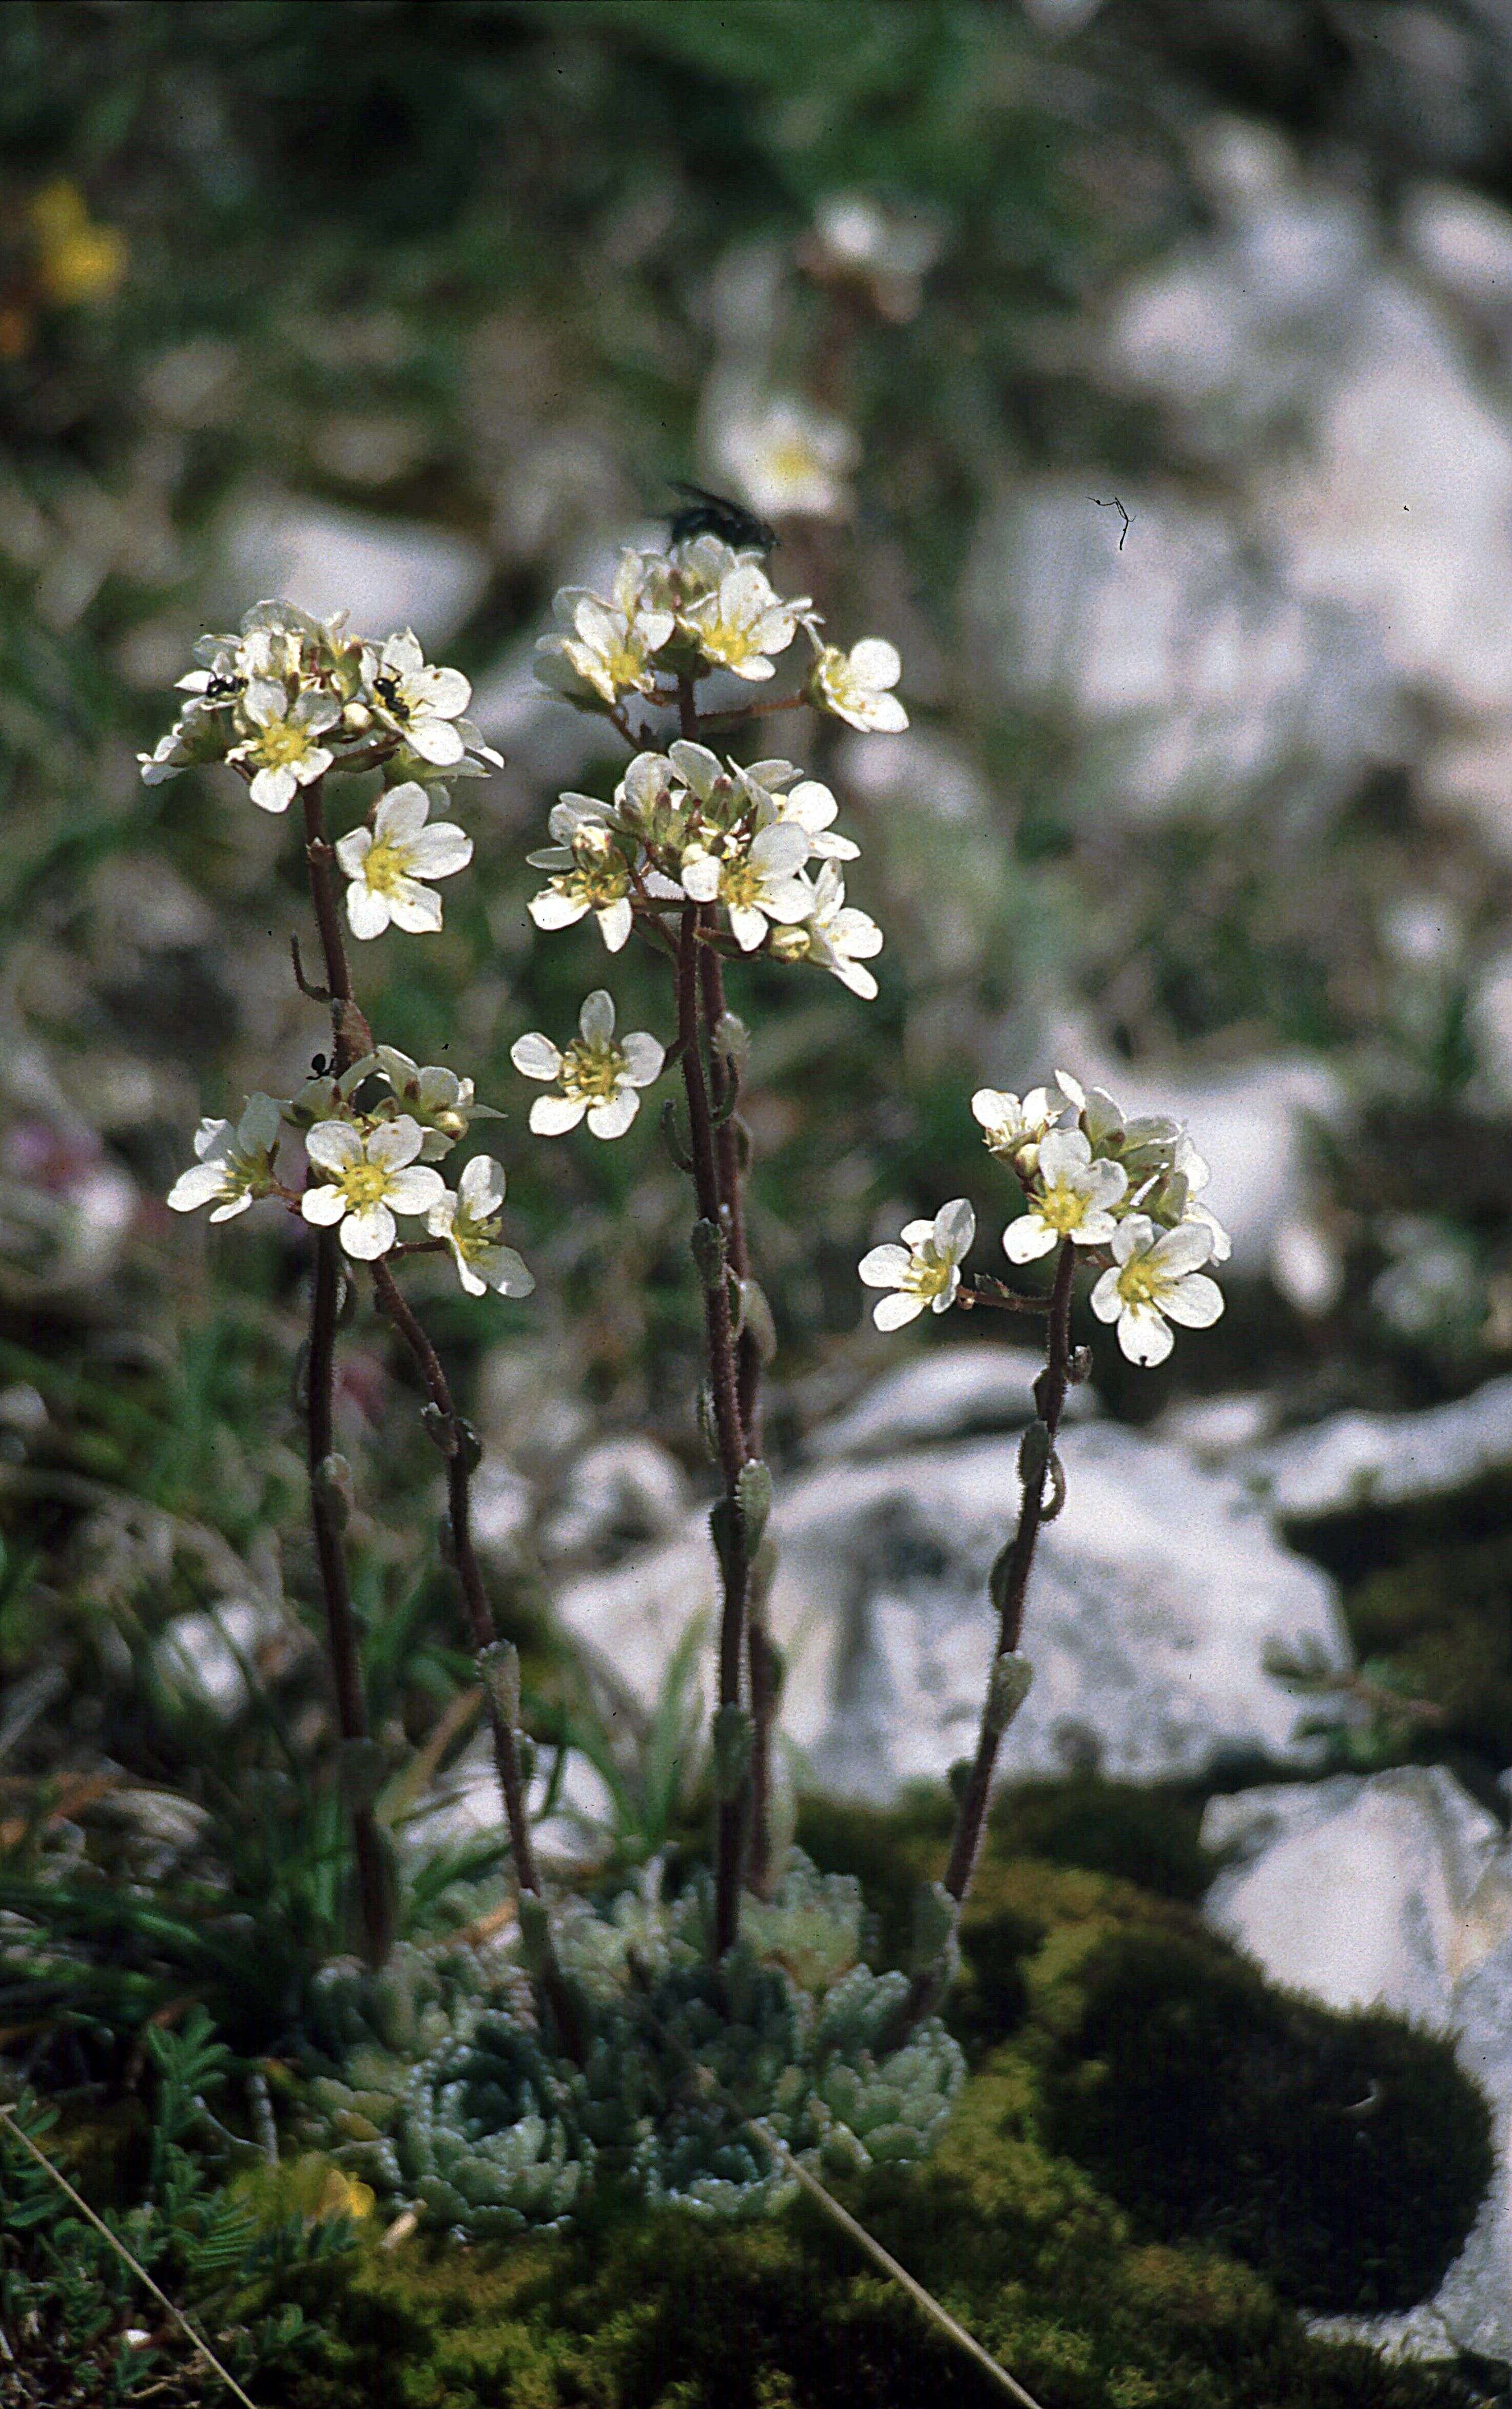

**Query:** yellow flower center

left=254, top=717, right=318, bottom=769
left=565, top=859, right=629, bottom=910
left=767, top=438, right=820, bottom=488
left=721, top=856, right=764, bottom=911
left=905, top=1250, right=952, bottom=1301
left=338, top=1162, right=391, bottom=1209
left=360, top=837, right=413, bottom=897
left=1116, top=1257, right=1162, bottom=1308
left=561, top=1039, right=626, bottom=1103
left=1037, top=1181, right=1091, bottom=1234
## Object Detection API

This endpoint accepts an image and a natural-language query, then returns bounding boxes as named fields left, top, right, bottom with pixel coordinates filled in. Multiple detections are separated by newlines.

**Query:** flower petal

left=934, top=1197, right=976, bottom=1260
left=859, top=1243, right=910, bottom=1287
left=408, top=822, right=473, bottom=878
left=1117, top=1303, right=1173, bottom=1365
left=530, top=1094, right=587, bottom=1135
left=511, top=1032, right=563, bottom=1081
left=586, top=1089, right=639, bottom=1140
left=386, top=881, right=445, bottom=935
left=345, top=882, right=392, bottom=940
left=578, top=989, right=616, bottom=1045
left=874, top=1290, right=925, bottom=1329
left=305, top=1119, right=364, bottom=1172
left=619, top=1031, right=665, bottom=1085
left=300, top=1183, right=348, bottom=1226
left=384, top=1165, right=448, bottom=1215
left=374, top=783, right=430, bottom=842
left=368, top=1116, right=424, bottom=1170
left=1004, top=1216, right=1056, bottom=1264
left=339, top=1202, right=397, bottom=1260
left=460, top=1154, right=506, bottom=1215
left=1161, top=1272, right=1224, bottom=1329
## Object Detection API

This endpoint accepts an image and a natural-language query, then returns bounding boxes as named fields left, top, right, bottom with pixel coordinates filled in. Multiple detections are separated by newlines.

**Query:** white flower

left=511, top=990, right=664, bottom=1140
left=527, top=823, right=634, bottom=953
left=681, top=819, right=812, bottom=951
left=335, top=782, right=473, bottom=938
left=534, top=553, right=674, bottom=706
left=362, top=629, right=472, bottom=766
left=859, top=1199, right=975, bottom=1330
left=812, top=639, right=907, bottom=734
left=772, top=860, right=883, bottom=998
left=228, top=682, right=340, bottom=813
left=427, top=1155, right=534, bottom=1299
left=1090, top=1215, right=1224, bottom=1366
left=167, top=1094, right=282, bottom=1222
left=684, top=565, right=808, bottom=682
left=1004, top=1128, right=1127, bottom=1263
left=971, top=1086, right=1060, bottom=1167
left=373, top=1047, right=499, bottom=1161
left=710, top=394, right=858, bottom=521
left=300, top=1114, right=445, bottom=1260
left=743, top=761, right=859, bottom=860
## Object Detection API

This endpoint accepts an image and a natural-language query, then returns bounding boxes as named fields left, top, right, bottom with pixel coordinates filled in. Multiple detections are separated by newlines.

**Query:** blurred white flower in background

left=705, top=388, right=858, bottom=522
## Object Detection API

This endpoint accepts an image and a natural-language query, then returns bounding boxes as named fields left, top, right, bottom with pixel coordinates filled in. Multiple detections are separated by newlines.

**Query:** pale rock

left=151, top=1598, right=298, bottom=1721
left=1202, top=1767, right=1512, bottom=2360
left=1241, top=1374, right=1512, bottom=1520
left=468, top=1458, right=536, bottom=1564
left=1154, top=1392, right=1276, bottom=1462
left=961, top=480, right=1394, bottom=824
left=539, top=1435, right=690, bottom=1567
left=553, top=1423, right=1349, bottom=1802
left=219, top=491, right=489, bottom=648
left=1403, top=181, right=1512, bottom=322
left=805, top=1342, right=1092, bottom=1462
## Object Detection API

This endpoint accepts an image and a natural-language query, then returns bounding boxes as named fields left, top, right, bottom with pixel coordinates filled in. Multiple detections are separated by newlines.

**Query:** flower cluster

left=140, top=601, right=497, bottom=940
left=167, top=1052, right=531, bottom=1299
left=862, top=1072, right=1227, bottom=1366
left=534, top=535, right=906, bottom=735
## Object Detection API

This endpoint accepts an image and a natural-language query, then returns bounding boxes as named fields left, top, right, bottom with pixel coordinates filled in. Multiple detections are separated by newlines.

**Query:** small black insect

left=310, top=1051, right=332, bottom=1077
left=666, top=482, right=778, bottom=554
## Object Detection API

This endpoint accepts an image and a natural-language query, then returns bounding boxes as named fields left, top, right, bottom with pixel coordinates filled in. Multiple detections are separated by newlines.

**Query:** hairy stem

left=369, top=1260, right=583, bottom=2059
left=901, top=1238, right=1077, bottom=2032
left=677, top=902, right=751, bottom=1956
left=699, top=938, right=776, bottom=1895
left=299, top=779, right=389, bottom=1967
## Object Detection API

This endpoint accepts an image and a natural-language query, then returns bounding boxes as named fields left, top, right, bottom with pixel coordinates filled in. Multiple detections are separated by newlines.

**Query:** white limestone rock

left=804, top=1342, right=1092, bottom=1462
left=1201, top=1767, right=1512, bottom=2361
left=553, top=1422, right=1350, bottom=1803
left=219, top=491, right=489, bottom=648
left=1241, top=1374, right=1512, bottom=1520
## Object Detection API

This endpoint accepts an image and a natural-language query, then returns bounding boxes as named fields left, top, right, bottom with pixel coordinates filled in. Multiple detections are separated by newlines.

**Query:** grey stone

left=539, top=1435, right=690, bottom=1567
left=1240, top=1374, right=1512, bottom=1520
left=553, top=1422, right=1350, bottom=1803
left=219, top=490, right=489, bottom=648
left=804, top=1342, right=1092, bottom=1462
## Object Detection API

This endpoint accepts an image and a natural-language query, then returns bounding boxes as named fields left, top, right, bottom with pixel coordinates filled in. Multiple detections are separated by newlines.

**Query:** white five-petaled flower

left=300, top=1115, right=445, bottom=1260
left=812, top=639, right=907, bottom=734
left=335, top=783, right=473, bottom=938
left=1090, top=1215, right=1224, bottom=1366
left=535, top=553, right=675, bottom=706
left=229, top=681, right=340, bottom=813
left=684, top=565, right=808, bottom=682
left=426, top=1157, right=534, bottom=1298
left=167, top=1094, right=282, bottom=1222
left=778, top=860, right=883, bottom=998
left=511, top=990, right=664, bottom=1140
left=1004, top=1128, right=1127, bottom=1263
left=971, top=1086, right=1060, bottom=1167
left=681, top=819, right=812, bottom=951
left=373, top=1047, right=498, bottom=1161
left=527, top=823, right=634, bottom=953
left=859, top=1198, right=976, bottom=1331
left=362, top=629, right=473, bottom=766
left=743, top=761, right=859, bottom=861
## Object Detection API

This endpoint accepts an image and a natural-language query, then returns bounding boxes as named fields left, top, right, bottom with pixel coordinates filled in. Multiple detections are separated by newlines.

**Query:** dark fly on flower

left=666, top=483, right=779, bottom=554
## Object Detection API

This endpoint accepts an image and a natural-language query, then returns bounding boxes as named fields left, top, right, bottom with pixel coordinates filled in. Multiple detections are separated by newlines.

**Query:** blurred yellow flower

left=28, top=181, right=127, bottom=309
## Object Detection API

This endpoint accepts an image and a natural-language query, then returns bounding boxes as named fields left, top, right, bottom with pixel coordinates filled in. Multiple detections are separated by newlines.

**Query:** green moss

left=1041, top=1927, right=1494, bottom=2315
left=1346, top=1528, right=1512, bottom=1772
left=285, top=2050, right=1476, bottom=2409
left=988, top=1779, right=1216, bottom=1903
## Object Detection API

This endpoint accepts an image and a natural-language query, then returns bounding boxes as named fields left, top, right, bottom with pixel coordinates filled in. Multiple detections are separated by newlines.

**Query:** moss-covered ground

left=254, top=1795, right=1495, bottom=2409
